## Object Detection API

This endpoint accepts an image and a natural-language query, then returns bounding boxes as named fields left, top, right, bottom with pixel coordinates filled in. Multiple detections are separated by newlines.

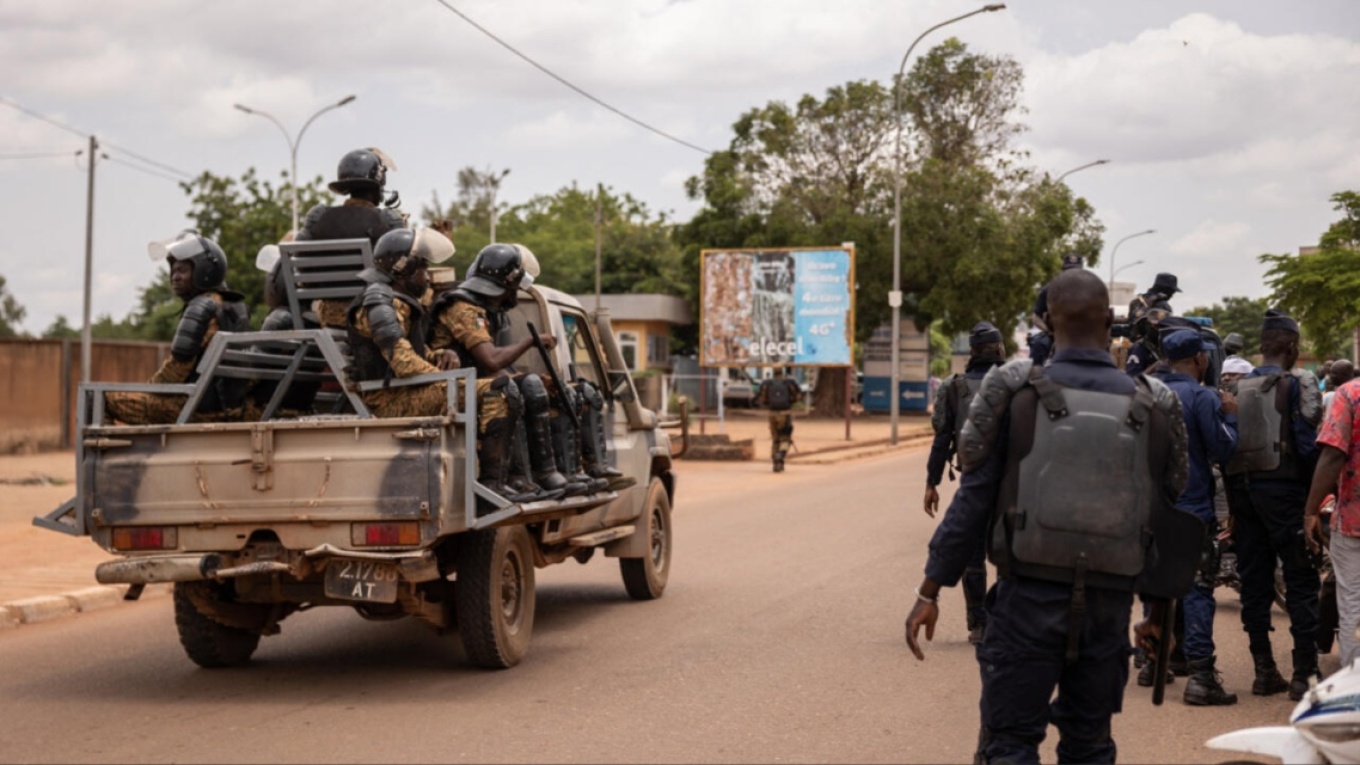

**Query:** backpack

left=765, top=378, right=794, bottom=410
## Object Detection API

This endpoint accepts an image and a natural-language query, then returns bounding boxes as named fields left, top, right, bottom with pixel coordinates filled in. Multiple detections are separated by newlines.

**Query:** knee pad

left=578, top=379, right=604, bottom=410
left=518, top=373, right=550, bottom=414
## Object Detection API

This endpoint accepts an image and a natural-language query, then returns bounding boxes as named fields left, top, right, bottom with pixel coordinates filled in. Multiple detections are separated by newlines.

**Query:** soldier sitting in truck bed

left=345, top=227, right=459, bottom=417
left=430, top=243, right=583, bottom=502
left=105, top=232, right=251, bottom=425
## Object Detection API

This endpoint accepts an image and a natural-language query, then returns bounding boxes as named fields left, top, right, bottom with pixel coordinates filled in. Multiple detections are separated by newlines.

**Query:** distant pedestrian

left=1306, top=375, right=1360, bottom=668
left=756, top=368, right=801, bottom=473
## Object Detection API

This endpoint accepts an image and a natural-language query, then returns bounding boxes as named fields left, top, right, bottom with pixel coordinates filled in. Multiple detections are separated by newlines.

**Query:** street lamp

left=891, top=3, right=1006, bottom=445
left=1111, top=259, right=1144, bottom=282
left=234, top=94, right=357, bottom=233
left=1107, top=230, right=1156, bottom=296
left=1056, top=158, right=1110, bottom=183
left=487, top=168, right=511, bottom=243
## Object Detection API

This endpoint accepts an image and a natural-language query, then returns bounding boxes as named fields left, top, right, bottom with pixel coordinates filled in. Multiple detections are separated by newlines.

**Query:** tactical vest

left=346, top=288, right=428, bottom=384
left=949, top=375, right=982, bottom=446
left=176, top=293, right=250, bottom=412
left=433, top=289, right=504, bottom=375
left=765, top=378, right=794, bottom=410
left=304, top=204, right=399, bottom=246
left=1225, top=372, right=1297, bottom=480
left=990, top=365, right=1171, bottom=592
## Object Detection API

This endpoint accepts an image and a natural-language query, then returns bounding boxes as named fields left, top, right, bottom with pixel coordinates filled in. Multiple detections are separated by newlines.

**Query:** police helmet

left=148, top=231, right=228, bottom=292
left=463, top=243, right=527, bottom=297
left=328, top=148, right=394, bottom=195
left=368, top=227, right=454, bottom=279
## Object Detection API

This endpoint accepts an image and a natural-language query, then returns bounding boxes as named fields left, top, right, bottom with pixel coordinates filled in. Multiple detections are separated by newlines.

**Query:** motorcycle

left=1206, top=658, right=1360, bottom=764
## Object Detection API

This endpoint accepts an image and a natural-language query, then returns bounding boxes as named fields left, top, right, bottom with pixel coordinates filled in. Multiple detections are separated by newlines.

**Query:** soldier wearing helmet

left=429, top=243, right=588, bottom=502
left=105, top=232, right=251, bottom=424
left=298, top=148, right=407, bottom=329
left=345, top=227, right=459, bottom=419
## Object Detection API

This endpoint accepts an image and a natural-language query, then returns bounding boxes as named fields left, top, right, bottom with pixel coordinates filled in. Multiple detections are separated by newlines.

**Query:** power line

left=0, top=96, right=194, bottom=179
left=104, top=154, right=187, bottom=184
left=428, top=0, right=714, bottom=156
left=0, top=150, right=81, bottom=160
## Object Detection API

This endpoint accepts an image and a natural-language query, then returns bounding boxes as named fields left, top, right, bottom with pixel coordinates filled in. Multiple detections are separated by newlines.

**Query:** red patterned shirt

left=1317, top=379, right=1360, bottom=538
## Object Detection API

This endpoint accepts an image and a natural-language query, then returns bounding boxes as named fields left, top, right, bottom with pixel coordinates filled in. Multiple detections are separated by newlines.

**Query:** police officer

left=1124, top=273, right=1180, bottom=377
left=106, top=232, right=251, bottom=425
left=906, top=269, right=1196, bottom=764
left=924, top=320, right=1005, bottom=644
left=345, top=227, right=459, bottom=418
left=756, top=367, right=801, bottom=472
left=428, top=243, right=582, bottom=500
left=1223, top=309, right=1323, bottom=700
left=1028, top=254, right=1083, bottom=367
left=298, top=148, right=406, bottom=328
left=1159, top=329, right=1241, bottom=705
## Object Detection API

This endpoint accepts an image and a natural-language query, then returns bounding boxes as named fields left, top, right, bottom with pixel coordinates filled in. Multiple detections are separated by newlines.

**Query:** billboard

left=700, top=247, right=855, bottom=367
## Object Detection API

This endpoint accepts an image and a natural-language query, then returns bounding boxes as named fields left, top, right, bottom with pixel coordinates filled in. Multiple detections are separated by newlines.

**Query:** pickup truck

left=36, top=239, right=678, bottom=670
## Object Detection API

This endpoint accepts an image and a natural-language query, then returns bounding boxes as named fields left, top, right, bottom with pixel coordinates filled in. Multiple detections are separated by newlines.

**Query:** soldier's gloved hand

left=924, top=485, right=939, bottom=518
left=436, top=350, right=461, bottom=371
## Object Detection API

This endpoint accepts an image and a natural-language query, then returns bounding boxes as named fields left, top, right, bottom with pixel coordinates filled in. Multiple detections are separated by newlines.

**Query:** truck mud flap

left=33, top=497, right=82, bottom=536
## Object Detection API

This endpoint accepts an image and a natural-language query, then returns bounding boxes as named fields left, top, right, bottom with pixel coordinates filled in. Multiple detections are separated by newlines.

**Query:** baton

left=1152, top=598, right=1176, bottom=706
left=527, top=322, right=582, bottom=432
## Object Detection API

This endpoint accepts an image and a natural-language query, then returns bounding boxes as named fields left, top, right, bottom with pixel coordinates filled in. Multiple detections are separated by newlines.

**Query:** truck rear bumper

left=96, top=554, right=224, bottom=585
left=95, top=546, right=441, bottom=585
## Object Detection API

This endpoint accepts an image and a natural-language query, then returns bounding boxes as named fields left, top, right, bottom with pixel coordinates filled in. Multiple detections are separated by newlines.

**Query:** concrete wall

left=0, top=339, right=168, bottom=453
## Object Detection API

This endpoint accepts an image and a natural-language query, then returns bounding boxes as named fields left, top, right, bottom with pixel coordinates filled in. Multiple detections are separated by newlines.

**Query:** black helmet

left=363, top=227, right=455, bottom=282
left=328, top=148, right=391, bottom=195
left=463, top=243, right=526, bottom=297
left=148, top=231, right=228, bottom=292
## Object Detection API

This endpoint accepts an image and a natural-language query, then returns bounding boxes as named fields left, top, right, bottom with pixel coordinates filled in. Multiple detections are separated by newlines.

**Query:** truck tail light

left=353, top=522, right=420, bottom=547
left=111, top=527, right=178, bottom=551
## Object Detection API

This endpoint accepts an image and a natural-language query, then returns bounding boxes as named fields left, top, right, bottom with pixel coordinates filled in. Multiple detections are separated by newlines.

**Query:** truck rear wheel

left=620, top=478, right=671, bottom=601
left=173, top=582, right=262, bottom=668
left=455, top=526, right=536, bottom=669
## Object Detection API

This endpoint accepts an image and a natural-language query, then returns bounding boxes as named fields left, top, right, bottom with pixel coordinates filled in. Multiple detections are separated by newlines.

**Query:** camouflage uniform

left=349, top=296, right=450, bottom=418
left=105, top=293, right=244, bottom=425
left=432, top=300, right=508, bottom=431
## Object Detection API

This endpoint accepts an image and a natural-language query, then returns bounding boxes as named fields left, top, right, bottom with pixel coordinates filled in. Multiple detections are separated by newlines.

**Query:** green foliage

left=1260, top=191, right=1360, bottom=360
left=41, top=315, right=78, bottom=339
left=0, top=274, right=26, bottom=337
left=1186, top=296, right=1271, bottom=356
left=928, top=322, right=953, bottom=378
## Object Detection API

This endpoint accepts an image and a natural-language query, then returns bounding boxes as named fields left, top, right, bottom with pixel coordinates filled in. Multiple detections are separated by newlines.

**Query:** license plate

left=324, top=559, right=399, bottom=603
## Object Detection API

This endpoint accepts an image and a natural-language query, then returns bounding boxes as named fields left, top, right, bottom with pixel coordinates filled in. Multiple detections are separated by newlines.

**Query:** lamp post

left=1107, top=229, right=1156, bottom=296
left=1056, top=158, right=1110, bottom=183
left=891, top=3, right=1006, bottom=445
left=1111, top=259, right=1144, bottom=283
left=487, top=168, right=511, bottom=243
left=234, top=95, right=357, bottom=233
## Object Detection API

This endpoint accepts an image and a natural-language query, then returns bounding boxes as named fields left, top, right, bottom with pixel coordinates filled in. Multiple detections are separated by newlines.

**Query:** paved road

left=0, top=449, right=1314, bottom=763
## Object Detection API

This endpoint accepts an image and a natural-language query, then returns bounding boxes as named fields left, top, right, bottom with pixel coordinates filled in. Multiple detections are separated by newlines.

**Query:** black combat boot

left=1290, top=647, right=1320, bottom=701
left=526, top=409, right=586, bottom=497
left=1169, top=645, right=1189, bottom=677
left=508, top=420, right=562, bottom=502
left=477, top=417, right=540, bottom=504
left=1137, top=659, right=1174, bottom=688
left=1183, top=657, right=1238, bottom=706
left=580, top=399, right=632, bottom=490
left=1251, top=651, right=1289, bottom=696
left=551, top=413, right=606, bottom=494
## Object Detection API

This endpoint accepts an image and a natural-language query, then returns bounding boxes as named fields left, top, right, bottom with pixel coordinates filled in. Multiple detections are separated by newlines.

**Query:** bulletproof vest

left=305, top=204, right=399, bottom=246
left=949, top=375, right=982, bottom=446
left=1225, top=372, right=1295, bottom=479
left=433, top=289, right=502, bottom=374
left=765, top=378, right=794, bottom=410
left=174, top=293, right=249, bottom=412
left=990, top=366, right=1167, bottom=592
left=346, top=287, right=428, bottom=384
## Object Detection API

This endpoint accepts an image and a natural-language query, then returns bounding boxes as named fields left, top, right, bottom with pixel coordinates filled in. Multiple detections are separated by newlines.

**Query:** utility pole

left=80, top=135, right=98, bottom=383
left=594, top=183, right=604, bottom=314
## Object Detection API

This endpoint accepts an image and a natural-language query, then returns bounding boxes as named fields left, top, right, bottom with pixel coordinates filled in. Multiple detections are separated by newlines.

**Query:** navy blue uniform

left=1161, top=372, right=1238, bottom=662
left=926, top=360, right=996, bottom=634
left=926, top=349, right=1152, bottom=765
left=1226, top=365, right=1320, bottom=660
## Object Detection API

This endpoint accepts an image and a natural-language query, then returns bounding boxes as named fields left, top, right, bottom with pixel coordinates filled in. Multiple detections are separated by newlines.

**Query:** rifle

left=526, top=322, right=582, bottom=432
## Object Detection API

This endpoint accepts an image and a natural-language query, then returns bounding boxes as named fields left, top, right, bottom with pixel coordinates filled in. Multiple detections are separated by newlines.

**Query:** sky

left=2, top=0, right=1358, bottom=336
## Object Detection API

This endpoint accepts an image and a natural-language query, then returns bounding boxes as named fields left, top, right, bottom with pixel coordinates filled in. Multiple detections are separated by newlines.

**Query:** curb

left=1, top=583, right=170, bottom=630
left=787, top=433, right=934, bottom=464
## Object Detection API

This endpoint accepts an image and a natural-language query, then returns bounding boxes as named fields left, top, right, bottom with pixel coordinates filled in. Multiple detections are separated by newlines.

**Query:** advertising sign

left=700, top=247, right=854, bottom=367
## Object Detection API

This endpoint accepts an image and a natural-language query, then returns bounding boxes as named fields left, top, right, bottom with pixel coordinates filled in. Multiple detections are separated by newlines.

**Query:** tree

left=41, top=315, right=79, bottom=339
left=1260, top=191, right=1360, bottom=360
left=0, top=275, right=26, bottom=338
left=677, top=40, right=1104, bottom=414
left=1186, top=296, right=1271, bottom=356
